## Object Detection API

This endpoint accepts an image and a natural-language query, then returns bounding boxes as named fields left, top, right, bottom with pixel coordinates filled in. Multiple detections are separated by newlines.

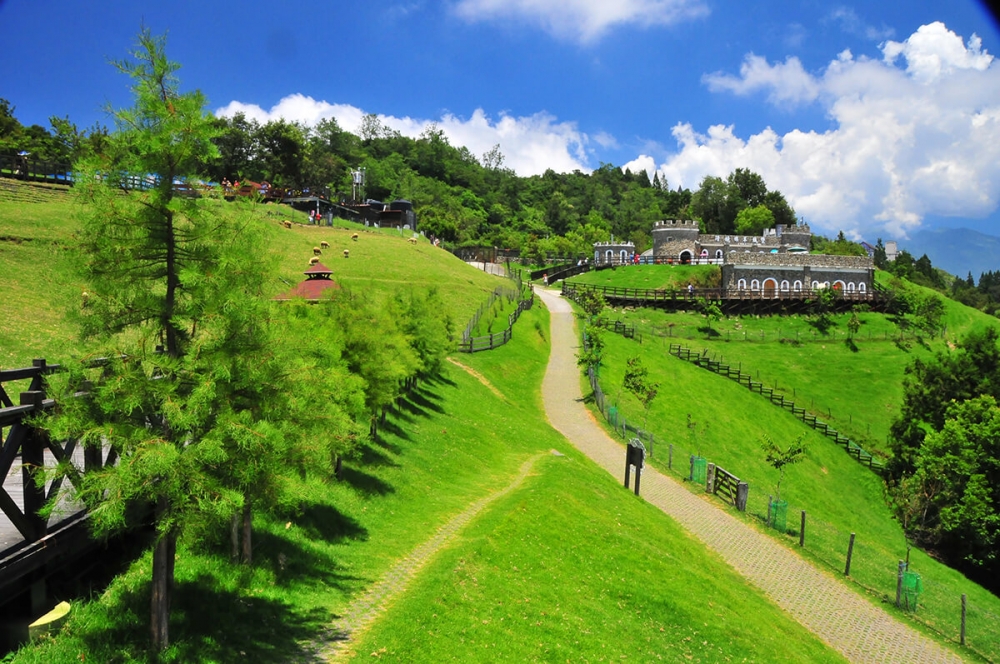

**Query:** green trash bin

left=902, top=571, right=923, bottom=611
left=608, top=406, right=618, bottom=427
left=690, top=456, right=707, bottom=484
left=769, top=499, right=788, bottom=533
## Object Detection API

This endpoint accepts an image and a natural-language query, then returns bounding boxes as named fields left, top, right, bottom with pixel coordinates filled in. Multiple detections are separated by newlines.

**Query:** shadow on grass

left=422, top=372, right=457, bottom=389
left=807, top=315, right=835, bottom=335
left=376, top=419, right=410, bottom=445
left=283, top=502, right=368, bottom=546
left=697, top=326, right=721, bottom=338
left=339, top=466, right=395, bottom=497
left=357, top=442, right=399, bottom=469
left=408, top=387, right=446, bottom=414
left=844, top=337, right=860, bottom=353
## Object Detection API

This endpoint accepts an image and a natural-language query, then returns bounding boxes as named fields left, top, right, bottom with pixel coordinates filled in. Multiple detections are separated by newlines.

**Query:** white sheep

left=343, top=249, right=350, bottom=258
left=320, top=240, right=329, bottom=249
left=283, top=220, right=292, bottom=229
left=309, top=256, right=320, bottom=265
left=351, top=233, right=359, bottom=241
left=313, top=246, right=322, bottom=255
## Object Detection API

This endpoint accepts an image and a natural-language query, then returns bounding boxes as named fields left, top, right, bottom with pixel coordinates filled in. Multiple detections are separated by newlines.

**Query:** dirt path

left=318, top=453, right=546, bottom=662
left=534, top=287, right=963, bottom=664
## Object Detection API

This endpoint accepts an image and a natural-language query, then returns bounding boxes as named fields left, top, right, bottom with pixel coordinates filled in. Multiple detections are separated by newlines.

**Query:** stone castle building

left=593, top=220, right=875, bottom=297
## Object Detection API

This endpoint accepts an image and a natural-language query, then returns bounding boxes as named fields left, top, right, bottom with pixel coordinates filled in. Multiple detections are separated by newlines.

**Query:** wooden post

left=799, top=511, right=806, bottom=547
left=706, top=463, right=716, bottom=493
left=20, top=391, right=47, bottom=540
left=689, top=455, right=695, bottom=482
left=961, top=594, right=967, bottom=646
left=668, top=444, right=673, bottom=470
left=896, top=560, right=905, bottom=607
left=623, top=446, right=631, bottom=489
left=736, top=482, right=749, bottom=512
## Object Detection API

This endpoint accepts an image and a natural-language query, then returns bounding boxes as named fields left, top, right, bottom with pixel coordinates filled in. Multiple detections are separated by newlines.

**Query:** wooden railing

left=668, top=343, right=885, bottom=472
left=563, top=280, right=883, bottom=305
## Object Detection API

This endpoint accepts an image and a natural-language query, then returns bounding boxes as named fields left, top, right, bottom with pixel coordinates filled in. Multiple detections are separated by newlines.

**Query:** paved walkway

left=535, top=287, right=963, bottom=664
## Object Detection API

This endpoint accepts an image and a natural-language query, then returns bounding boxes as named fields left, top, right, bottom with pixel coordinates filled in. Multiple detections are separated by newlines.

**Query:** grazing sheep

left=320, top=240, right=329, bottom=249
left=81, top=291, right=89, bottom=308
left=313, top=246, right=322, bottom=255
left=343, top=249, right=350, bottom=258
left=283, top=220, right=292, bottom=229
left=407, top=237, right=418, bottom=245
left=351, top=233, right=359, bottom=241
left=309, top=256, right=320, bottom=265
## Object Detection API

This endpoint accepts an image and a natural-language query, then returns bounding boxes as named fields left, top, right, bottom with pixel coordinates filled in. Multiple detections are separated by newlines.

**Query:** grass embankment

left=0, top=182, right=498, bottom=369
left=570, top=262, right=721, bottom=290
left=5, top=185, right=846, bottom=662
left=574, top=265, right=1000, bottom=660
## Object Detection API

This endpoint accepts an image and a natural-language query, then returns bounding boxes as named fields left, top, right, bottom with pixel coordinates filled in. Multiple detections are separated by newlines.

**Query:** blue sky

left=2, top=0, right=999, bottom=243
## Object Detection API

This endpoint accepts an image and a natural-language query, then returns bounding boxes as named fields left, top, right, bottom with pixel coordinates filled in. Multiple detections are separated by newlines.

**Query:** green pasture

left=592, top=321, right=1000, bottom=661
left=568, top=262, right=721, bottom=290
left=0, top=182, right=500, bottom=369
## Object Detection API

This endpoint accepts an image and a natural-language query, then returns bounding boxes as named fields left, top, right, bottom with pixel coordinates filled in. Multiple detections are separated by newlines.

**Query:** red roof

left=273, top=262, right=340, bottom=301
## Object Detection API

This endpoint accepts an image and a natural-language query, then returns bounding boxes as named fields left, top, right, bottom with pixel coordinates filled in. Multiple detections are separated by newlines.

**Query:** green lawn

left=590, top=316, right=1000, bottom=661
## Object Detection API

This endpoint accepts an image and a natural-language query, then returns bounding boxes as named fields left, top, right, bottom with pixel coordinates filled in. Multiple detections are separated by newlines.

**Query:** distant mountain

left=897, top=227, right=1000, bottom=281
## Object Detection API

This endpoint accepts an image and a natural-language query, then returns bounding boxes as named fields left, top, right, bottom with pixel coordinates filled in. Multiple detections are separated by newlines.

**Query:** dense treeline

left=2, top=96, right=813, bottom=258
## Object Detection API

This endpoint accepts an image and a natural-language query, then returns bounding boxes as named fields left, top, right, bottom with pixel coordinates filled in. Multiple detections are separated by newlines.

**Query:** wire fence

left=580, top=334, right=1000, bottom=661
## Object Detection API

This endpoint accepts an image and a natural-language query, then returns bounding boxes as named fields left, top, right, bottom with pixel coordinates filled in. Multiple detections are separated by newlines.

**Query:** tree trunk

left=151, top=495, right=176, bottom=650
left=230, top=513, right=240, bottom=562
left=241, top=493, right=252, bottom=565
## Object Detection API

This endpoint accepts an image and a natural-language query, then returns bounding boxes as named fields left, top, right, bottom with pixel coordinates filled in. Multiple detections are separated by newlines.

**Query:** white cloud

left=451, top=0, right=709, bottom=44
left=215, top=96, right=591, bottom=176
left=644, top=22, right=1000, bottom=239
left=827, top=7, right=894, bottom=41
left=703, top=55, right=820, bottom=106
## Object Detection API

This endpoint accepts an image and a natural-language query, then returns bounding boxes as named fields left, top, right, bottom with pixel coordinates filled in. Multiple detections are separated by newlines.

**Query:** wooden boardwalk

left=1, top=446, right=88, bottom=555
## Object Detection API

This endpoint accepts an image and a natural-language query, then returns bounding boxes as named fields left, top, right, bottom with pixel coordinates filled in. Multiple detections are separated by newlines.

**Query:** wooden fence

left=562, top=280, right=890, bottom=314
left=668, top=343, right=885, bottom=472
left=457, top=288, right=535, bottom=353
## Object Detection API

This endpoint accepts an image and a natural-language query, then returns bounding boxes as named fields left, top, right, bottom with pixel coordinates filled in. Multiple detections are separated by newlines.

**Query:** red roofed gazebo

left=274, top=262, right=341, bottom=301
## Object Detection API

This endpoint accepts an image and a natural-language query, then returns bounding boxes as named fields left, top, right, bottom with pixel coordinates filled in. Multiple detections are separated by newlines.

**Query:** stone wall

left=724, top=253, right=873, bottom=269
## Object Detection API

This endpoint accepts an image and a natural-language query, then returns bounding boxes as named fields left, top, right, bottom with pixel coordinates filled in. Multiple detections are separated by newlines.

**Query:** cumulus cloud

left=826, top=7, right=894, bottom=41
left=645, top=22, right=1000, bottom=239
left=703, top=55, right=820, bottom=106
left=215, top=95, right=591, bottom=176
left=450, top=0, right=709, bottom=44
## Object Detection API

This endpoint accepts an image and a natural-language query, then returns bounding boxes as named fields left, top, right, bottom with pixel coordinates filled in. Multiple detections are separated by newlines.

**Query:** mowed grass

left=569, top=262, right=721, bottom=289
left=0, top=181, right=500, bottom=369
left=8, top=299, right=845, bottom=663
left=569, top=264, right=1000, bottom=457
left=593, top=321, right=1000, bottom=661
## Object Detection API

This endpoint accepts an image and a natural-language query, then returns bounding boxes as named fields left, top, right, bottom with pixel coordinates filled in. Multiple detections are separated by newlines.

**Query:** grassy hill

left=2, top=182, right=848, bottom=663
left=569, top=264, right=1000, bottom=660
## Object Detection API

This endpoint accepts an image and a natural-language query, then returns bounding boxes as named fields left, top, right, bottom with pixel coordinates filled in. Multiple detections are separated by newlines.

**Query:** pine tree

left=46, top=27, right=289, bottom=650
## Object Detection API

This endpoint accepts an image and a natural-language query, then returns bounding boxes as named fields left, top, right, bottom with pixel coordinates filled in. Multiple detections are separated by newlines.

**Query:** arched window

left=780, top=280, right=790, bottom=292
left=715, top=249, right=723, bottom=259
left=751, top=279, right=760, bottom=291
left=605, top=250, right=614, bottom=263
left=833, top=280, right=846, bottom=291
left=737, top=279, right=747, bottom=290
left=859, top=282, right=867, bottom=293
left=620, top=250, right=629, bottom=262
left=679, top=250, right=693, bottom=264
left=700, top=249, right=709, bottom=257
left=793, top=280, right=803, bottom=292
left=812, top=280, right=821, bottom=289
left=847, top=282, right=856, bottom=292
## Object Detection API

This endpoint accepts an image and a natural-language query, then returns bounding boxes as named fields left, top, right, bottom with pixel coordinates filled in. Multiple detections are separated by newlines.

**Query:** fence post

left=706, top=463, right=716, bottom=493
left=20, top=390, right=47, bottom=540
left=961, top=594, right=967, bottom=646
left=668, top=444, right=673, bottom=470
left=736, top=482, right=748, bottom=512
left=689, top=455, right=695, bottom=482
left=799, top=511, right=806, bottom=547
left=896, top=560, right=905, bottom=607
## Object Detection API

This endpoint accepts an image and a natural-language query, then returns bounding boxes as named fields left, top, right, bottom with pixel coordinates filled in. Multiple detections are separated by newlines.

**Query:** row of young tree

left=40, top=29, right=451, bottom=650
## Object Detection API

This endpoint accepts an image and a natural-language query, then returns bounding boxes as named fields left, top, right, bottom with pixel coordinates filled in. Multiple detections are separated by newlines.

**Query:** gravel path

left=535, top=287, right=963, bottom=664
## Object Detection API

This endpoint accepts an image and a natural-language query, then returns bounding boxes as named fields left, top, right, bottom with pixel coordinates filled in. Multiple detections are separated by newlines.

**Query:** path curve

left=534, top=287, right=962, bottom=664
left=320, top=453, right=546, bottom=662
